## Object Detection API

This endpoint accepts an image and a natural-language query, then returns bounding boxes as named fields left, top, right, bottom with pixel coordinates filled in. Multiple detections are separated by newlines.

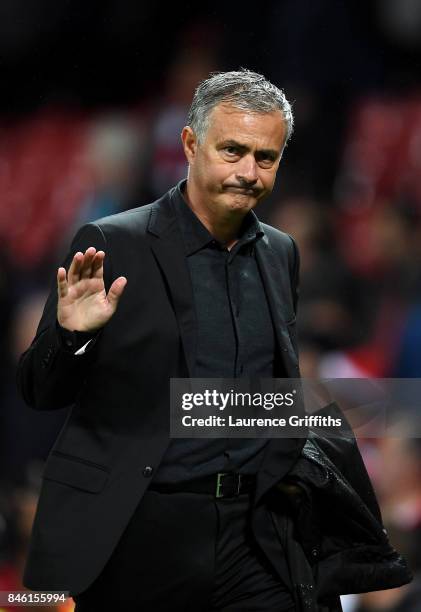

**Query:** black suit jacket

left=17, top=183, right=305, bottom=596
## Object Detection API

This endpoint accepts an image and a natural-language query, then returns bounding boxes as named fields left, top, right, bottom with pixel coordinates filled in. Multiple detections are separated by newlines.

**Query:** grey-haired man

left=18, top=70, right=410, bottom=611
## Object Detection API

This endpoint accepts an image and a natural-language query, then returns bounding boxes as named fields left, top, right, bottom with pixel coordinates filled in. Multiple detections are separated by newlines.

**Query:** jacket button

left=142, top=466, right=153, bottom=477
left=311, top=547, right=319, bottom=558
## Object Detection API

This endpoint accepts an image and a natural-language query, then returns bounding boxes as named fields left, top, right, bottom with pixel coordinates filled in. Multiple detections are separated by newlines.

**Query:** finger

left=68, top=252, right=83, bottom=285
left=106, top=277, right=127, bottom=311
left=92, top=251, right=105, bottom=279
left=80, top=247, right=97, bottom=279
left=57, top=267, right=69, bottom=299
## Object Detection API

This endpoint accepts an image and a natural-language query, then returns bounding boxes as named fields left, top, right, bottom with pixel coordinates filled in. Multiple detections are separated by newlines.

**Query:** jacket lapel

left=147, top=191, right=197, bottom=378
left=254, top=234, right=305, bottom=506
left=255, top=236, right=299, bottom=378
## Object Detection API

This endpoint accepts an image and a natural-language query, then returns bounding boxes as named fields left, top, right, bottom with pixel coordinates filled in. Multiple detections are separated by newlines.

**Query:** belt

left=149, top=472, right=256, bottom=498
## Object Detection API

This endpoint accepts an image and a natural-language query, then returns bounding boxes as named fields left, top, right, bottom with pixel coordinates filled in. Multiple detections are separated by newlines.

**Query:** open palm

left=57, top=246, right=127, bottom=332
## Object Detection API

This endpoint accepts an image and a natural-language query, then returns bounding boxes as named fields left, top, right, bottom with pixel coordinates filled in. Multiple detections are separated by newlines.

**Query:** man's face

left=182, top=103, right=287, bottom=218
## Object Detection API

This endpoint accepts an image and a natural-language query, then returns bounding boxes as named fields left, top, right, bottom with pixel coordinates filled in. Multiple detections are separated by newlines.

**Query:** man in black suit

left=18, top=69, right=305, bottom=611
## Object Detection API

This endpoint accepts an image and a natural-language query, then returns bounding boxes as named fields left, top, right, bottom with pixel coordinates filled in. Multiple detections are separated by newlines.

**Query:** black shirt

left=154, top=180, right=276, bottom=484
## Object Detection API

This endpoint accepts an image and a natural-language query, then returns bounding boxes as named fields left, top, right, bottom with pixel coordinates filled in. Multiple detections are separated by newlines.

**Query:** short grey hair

left=187, top=68, right=294, bottom=148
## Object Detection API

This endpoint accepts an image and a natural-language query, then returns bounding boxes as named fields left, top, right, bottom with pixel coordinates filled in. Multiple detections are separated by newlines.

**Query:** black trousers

left=73, top=489, right=296, bottom=611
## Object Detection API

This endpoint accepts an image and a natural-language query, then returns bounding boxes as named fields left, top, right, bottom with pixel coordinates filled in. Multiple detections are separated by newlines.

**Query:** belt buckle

left=216, top=473, right=242, bottom=498
left=236, top=473, right=242, bottom=495
left=216, top=472, right=227, bottom=498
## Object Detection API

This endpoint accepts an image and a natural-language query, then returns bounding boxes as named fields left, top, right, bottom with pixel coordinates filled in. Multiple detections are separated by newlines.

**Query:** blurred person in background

left=148, top=41, right=217, bottom=198
left=270, top=197, right=369, bottom=379
left=270, top=196, right=366, bottom=352
left=71, top=114, right=147, bottom=231
left=16, top=69, right=411, bottom=611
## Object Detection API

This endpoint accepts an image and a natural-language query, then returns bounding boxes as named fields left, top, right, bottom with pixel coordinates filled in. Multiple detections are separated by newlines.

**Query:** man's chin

left=224, top=192, right=258, bottom=211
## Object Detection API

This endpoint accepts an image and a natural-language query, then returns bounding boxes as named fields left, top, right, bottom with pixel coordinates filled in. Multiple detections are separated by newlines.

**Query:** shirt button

left=142, top=466, right=154, bottom=477
left=65, top=339, right=73, bottom=348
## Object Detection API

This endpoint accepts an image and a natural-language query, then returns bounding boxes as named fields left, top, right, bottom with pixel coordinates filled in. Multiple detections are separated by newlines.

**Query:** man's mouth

left=224, top=186, right=257, bottom=195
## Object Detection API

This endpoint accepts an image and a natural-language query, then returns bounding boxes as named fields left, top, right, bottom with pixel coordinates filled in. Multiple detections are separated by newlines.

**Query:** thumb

left=107, top=277, right=127, bottom=311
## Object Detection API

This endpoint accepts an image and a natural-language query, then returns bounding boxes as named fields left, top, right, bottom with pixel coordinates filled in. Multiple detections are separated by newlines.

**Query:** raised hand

left=57, top=247, right=127, bottom=333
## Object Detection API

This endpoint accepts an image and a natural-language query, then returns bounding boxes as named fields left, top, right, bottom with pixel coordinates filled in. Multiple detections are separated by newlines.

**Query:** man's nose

left=236, top=155, right=258, bottom=184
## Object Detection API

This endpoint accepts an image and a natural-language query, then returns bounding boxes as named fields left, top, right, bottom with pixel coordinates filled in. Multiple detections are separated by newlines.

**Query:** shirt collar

left=172, top=179, right=265, bottom=256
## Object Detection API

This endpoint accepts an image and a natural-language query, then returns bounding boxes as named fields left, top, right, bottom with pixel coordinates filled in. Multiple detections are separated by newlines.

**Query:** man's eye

left=258, top=156, right=275, bottom=167
left=225, top=147, right=238, bottom=155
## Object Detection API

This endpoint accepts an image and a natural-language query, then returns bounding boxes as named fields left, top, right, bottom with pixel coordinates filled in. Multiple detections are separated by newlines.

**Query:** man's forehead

left=206, top=103, right=286, bottom=145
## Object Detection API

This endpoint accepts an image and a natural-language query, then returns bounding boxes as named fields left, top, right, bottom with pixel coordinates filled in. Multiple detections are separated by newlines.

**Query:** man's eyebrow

left=219, top=140, right=280, bottom=159
left=256, top=148, right=279, bottom=160
left=219, top=139, right=248, bottom=150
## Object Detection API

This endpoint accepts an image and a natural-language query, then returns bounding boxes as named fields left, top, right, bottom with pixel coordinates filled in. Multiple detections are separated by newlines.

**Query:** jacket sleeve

left=16, top=222, right=110, bottom=411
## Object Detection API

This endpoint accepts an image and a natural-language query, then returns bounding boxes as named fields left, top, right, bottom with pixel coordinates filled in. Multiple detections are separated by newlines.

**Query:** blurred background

left=1, top=1, right=421, bottom=610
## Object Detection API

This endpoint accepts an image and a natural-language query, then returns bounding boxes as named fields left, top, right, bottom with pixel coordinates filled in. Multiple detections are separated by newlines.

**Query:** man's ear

left=181, top=126, right=198, bottom=164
